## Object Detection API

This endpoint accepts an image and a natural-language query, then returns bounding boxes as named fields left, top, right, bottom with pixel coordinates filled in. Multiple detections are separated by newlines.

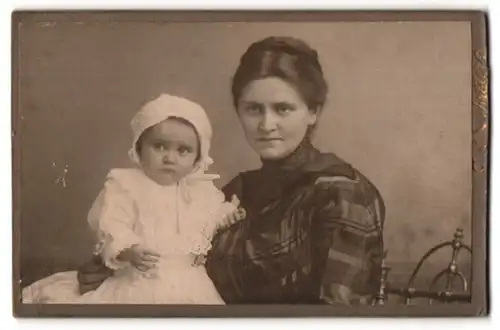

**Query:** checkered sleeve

left=313, top=174, right=385, bottom=305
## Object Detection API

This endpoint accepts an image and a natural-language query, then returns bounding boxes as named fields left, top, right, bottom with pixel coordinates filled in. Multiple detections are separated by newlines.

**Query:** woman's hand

left=117, top=245, right=160, bottom=272
left=221, top=195, right=247, bottom=228
left=192, top=253, right=207, bottom=266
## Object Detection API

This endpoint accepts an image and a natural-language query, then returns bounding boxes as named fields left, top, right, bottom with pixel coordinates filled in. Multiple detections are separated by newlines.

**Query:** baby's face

left=138, top=118, right=199, bottom=186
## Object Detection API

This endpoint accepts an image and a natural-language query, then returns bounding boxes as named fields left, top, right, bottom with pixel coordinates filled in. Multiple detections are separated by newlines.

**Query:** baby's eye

left=153, top=143, right=165, bottom=150
left=178, top=147, right=192, bottom=156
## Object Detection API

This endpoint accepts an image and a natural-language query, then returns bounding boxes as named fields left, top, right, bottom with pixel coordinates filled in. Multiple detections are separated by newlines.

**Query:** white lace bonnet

left=128, top=93, right=214, bottom=173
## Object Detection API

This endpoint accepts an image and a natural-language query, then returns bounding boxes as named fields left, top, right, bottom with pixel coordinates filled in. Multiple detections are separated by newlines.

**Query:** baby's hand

left=117, top=245, right=160, bottom=272
left=220, top=195, right=246, bottom=228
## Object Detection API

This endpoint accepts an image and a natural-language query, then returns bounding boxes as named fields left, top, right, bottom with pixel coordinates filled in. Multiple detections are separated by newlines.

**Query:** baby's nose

left=162, top=152, right=176, bottom=164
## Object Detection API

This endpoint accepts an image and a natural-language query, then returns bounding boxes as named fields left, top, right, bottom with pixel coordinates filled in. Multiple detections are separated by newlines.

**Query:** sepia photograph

left=12, top=10, right=489, bottom=317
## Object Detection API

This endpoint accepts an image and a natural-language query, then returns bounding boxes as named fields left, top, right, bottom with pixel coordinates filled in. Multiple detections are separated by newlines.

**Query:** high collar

left=260, top=138, right=318, bottom=173
left=239, top=138, right=357, bottom=215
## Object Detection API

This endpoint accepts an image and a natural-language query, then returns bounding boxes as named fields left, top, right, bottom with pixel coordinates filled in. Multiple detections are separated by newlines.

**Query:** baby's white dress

left=22, top=168, right=234, bottom=304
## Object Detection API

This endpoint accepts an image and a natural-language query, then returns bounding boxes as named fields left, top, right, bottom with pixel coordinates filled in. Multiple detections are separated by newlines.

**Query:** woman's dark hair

left=231, top=36, right=328, bottom=112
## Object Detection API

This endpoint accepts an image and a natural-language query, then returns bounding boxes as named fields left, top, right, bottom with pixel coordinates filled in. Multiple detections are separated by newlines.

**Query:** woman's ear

left=307, top=106, right=321, bottom=125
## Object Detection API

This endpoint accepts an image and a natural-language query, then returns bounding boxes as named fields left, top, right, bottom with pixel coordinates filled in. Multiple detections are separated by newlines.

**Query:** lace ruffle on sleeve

left=87, top=171, right=141, bottom=270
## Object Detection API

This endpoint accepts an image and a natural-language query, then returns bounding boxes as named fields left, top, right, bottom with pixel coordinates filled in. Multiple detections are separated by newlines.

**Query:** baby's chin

left=145, top=172, right=179, bottom=186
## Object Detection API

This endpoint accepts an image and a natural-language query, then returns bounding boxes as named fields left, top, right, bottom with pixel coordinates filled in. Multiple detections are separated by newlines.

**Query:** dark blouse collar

left=240, top=137, right=356, bottom=212
left=260, top=138, right=318, bottom=173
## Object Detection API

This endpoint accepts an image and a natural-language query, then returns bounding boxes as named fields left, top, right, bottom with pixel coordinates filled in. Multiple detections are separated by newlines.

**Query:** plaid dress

left=205, top=142, right=385, bottom=305
left=77, top=141, right=385, bottom=305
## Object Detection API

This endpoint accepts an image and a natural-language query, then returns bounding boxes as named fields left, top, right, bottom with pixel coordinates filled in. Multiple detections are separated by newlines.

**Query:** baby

left=22, top=94, right=245, bottom=304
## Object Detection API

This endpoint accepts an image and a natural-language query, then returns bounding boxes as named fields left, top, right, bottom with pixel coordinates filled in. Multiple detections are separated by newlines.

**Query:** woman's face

left=236, top=77, right=317, bottom=160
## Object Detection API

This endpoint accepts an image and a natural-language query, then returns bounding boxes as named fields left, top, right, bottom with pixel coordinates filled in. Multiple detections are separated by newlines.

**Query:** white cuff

left=101, top=233, right=141, bottom=270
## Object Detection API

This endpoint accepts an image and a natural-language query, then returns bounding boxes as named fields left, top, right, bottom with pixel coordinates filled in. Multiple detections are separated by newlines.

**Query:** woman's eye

left=244, top=104, right=262, bottom=114
left=275, top=103, right=294, bottom=114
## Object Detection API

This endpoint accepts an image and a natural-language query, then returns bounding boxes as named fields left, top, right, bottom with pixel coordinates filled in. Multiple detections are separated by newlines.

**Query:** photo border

left=11, top=9, right=489, bottom=317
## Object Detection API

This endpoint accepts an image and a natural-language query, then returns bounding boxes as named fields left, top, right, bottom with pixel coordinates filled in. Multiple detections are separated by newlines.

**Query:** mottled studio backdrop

left=17, top=20, right=472, bottom=287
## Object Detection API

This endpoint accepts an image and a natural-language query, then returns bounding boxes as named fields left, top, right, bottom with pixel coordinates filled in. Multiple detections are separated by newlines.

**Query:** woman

left=78, top=36, right=386, bottom=305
